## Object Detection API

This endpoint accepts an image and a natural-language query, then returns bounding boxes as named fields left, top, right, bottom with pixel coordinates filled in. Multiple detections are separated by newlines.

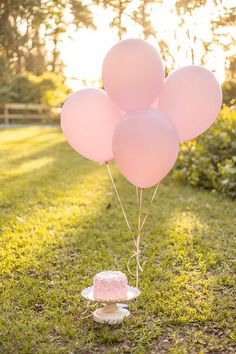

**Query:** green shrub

left=5, top=73, right=39, bottom=103
left=0, top=72, right=70, bottom=105
left=35, top=72, right=70, bottom=105
left=174, top=106, right=236, bottom=198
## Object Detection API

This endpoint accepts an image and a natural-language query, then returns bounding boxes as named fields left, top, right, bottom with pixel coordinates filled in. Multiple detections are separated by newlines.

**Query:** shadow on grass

left=0, top=142, right=94, bottom=217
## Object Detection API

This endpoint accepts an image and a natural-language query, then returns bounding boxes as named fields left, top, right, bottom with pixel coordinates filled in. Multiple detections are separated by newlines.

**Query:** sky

left=58, top=0, right=235, bottom=91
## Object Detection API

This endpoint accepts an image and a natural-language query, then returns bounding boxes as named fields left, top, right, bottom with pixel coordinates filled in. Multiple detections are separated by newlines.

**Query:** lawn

left=0, top=127, right=235, bottom=353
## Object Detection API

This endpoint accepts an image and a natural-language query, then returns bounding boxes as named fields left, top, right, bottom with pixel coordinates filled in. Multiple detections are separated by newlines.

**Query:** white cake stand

left=81, top=286, right=140, bottom=324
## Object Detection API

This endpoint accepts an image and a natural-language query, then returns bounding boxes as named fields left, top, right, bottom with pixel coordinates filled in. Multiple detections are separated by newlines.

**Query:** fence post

left=39, top=105, right=43, bottom=123
left=4, top=104, right=9, bottom=124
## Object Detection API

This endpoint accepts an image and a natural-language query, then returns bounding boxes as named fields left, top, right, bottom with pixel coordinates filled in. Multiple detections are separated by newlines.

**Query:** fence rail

left=0, top=103, right=61, bottom=124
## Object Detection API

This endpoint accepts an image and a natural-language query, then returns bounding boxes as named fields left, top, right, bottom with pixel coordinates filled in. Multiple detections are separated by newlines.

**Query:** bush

left=4, top=73, right=39, bottom=103
left=0, top=72, right=70, bottom=105
left=35, top=72, right=70, bottom=105
left=174, top=106, right=236, bottom=198
left=222, top=80, right=236, bottom=106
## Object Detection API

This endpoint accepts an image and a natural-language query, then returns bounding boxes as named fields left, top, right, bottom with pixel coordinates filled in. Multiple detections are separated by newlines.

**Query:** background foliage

left=222, top=80, right=236, bottom=107
left=0, top=70, right=70, bottom=105
left=175, top=106, right=236, bottom=198
left=0, top=0, right=235, bottom=97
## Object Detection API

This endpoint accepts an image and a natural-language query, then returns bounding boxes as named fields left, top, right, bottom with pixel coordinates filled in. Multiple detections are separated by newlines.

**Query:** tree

left=0, top=0, right=44, bottom=73
left=174, top=1, right=235, bottom=68
left=211, top=4, right=236, bottom=78
left=174, top=0, right=209, bottom=65
left=226, top=56, right=236, bottom=80
left=95, top=0, right=132, bottom=39
left=123, top=0, right=173, bottom=73
left=175, top=0, right=207, bottom=15
left=0, top=0, right=95, bottom=75
left=131, top=0, right=156, bottom=39
left=45, top=0, right=95, bottom=73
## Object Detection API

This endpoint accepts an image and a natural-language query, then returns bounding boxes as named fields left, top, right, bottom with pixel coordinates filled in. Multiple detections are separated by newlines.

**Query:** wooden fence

left=0, top=103, right=61, bottom=124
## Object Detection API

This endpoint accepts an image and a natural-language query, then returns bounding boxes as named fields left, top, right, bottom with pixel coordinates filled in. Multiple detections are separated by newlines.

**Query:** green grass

left=0, top=127, right=235, bottom=354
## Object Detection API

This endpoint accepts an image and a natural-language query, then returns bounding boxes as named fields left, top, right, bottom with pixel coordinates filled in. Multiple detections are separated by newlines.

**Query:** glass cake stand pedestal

left=81, top=286, right=140, bottom=324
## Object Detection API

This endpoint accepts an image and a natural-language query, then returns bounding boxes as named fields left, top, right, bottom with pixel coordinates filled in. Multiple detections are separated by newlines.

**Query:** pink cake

left=93, top=271, right=128, bottom=301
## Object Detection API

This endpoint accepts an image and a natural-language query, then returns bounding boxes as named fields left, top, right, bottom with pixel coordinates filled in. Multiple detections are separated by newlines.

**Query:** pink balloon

left=102, top=39, right=165, bottom=113
left=159, top=65, right=222, bottom=142
left=113, top=108, right=179, bottom=188
left=61, top=89, right=122, bottom=163
left=151, top=97, right=159, bottom=108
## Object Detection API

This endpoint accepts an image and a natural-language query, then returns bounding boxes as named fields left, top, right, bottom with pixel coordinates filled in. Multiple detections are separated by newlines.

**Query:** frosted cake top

left=94, top=271, right=127, bottom=281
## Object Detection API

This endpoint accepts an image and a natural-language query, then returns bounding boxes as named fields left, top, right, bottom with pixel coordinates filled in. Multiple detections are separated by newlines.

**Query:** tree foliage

left=0, top=0, right=95, bottom=75
left=131, top=0, right=157, bottom=39
left=175, top=0, right=207, bottom=15
left=0, top=0, right=235, bottom=105
left=95, top=0, right=132, bottom=39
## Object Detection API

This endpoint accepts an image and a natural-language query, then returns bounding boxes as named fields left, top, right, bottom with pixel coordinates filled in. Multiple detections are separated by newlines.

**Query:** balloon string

left=106, top=163, right=159, bottom=288
left=127, top=184, right=160, bottom=285
left=136, top=188, right=143, bottom=288
left=127, top=250, right=143, bottom=277
left=106, top=163, right=136, bottom=247
left=140, top=184, right=159, bottom=231
left=136, top=187, right=139, bottom=204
